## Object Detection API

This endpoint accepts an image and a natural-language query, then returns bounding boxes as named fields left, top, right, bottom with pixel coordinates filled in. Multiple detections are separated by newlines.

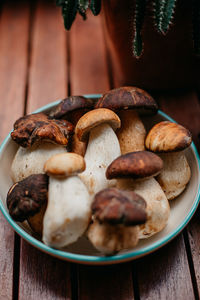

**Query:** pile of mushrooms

left=6, top=88, right=192, bottom=255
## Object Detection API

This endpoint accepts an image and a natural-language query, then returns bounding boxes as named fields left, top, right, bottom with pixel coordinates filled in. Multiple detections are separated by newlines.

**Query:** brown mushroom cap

left=49, top=96, right=95, bottom=120
left=92, top=188, right=147, bottom=226
left=11, top=113, right=74, bottom=148
left=95, top=86, right=158, bottom=114
left=7, top=174, right=48, bottom=222
left=145, top=121, right=192, bottom=152
left=106, top=151, right=163, bottom=179
left=75, top=108, right=121, bottom=142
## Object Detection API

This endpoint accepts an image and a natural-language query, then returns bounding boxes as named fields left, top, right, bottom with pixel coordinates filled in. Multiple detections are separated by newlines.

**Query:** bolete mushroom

left=11, top=113, right=74, bottom=182
left=95, top=87, right=158, bottom=153
left=145, top=121, right=192, bottom=200
left=43, top=152, right=91, bottom=248
left=106, top=151, right=170, bottom=239
left=87, top=188, right=147, bottom=255
left=6, top=174, right=48, bottom=235
left=49, top=96, right=95, bottom=156
left=75, top=108, right=121, bottom=195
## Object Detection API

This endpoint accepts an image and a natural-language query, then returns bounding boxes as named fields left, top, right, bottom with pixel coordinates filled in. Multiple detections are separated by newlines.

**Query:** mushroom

left=49, top=96, right=95, bottom=156
left=42, top=152, right=91, bottom=248
left=11, top=112, right=74, bottom=148
left=106, top=151, right=170, bottom=239
left=11, top=143, right=67, bottom=182
left=95, top=87, right=158, bottom=153
left=87, top=188, right=147, bottom=255
left=11, top=113, right=74, bottom=182
left=6, top=174, right=48, bottom=227
left=145, top=121, right=192, bottom=200
left=75, top=108, right=121, bottom=195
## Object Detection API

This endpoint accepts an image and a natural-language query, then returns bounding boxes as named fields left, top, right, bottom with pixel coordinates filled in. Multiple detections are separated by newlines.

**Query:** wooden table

left=0, top=1, right=200, bottom=299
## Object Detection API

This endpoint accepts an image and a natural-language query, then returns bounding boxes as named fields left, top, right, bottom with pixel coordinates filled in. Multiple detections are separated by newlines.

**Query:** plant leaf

left=78, top=0, right=89, bottom=20
left=154, top=0, right=177, bottom=34
left=89, top=0, right=101, bottom=16
left=61, top=0, right=79, bottom=30
left=133, top=0, right=147, bottom=58
left=192, top=0, right=200, bottom=55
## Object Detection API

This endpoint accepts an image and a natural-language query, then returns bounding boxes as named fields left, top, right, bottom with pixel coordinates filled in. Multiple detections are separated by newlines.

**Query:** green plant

left=56, top=0, right=200, bottom=57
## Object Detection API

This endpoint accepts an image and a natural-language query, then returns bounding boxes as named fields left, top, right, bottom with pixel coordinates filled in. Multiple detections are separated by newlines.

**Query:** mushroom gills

left=79, top=123, right=121, bottom=195
left=157, top=152, right=191, bottom=200
left=11, top=143, right=67, bottom=182
left=43, top=176, right=91, bottom=248
left=117, top=178, right=170, bottom=239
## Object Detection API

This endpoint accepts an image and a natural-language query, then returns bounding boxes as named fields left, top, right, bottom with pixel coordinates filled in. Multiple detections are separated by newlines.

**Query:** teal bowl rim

left=0, top=94, right=200, bottom=264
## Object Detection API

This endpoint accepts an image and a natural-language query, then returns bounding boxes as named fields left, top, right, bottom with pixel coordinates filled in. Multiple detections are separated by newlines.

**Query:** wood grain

left=70, top=12, right=110, bottom=95
left=78, top=264, right=134, bottom=300
left=137, top=235, right=195, bottom=300
left=159, top=91, right=200, bottom=297
left=0, top=1, right=30, bottom=299
left=27, top=0, right=67, bottom=113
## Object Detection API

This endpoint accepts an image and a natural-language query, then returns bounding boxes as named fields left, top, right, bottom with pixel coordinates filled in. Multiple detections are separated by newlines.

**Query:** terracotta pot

left=102, top=0, right=200, bottom=91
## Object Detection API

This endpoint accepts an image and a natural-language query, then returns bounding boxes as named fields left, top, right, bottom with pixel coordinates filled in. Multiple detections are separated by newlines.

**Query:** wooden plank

left=138, top=235, right=195, bottom=300
left=0, top=1, right=30, bottom=299
left=159, top=91, right=200, bottom=297
left=19, top=242, right=71, bottom=300
left=19, top=1, right=71, bottom=299
left=70, top=11, right=134, bottom=300
left=27, top=0, right=67, bottom=113
left=70, top=12, right=110, bottom=95
left=79, top=264, right=134, bottom=300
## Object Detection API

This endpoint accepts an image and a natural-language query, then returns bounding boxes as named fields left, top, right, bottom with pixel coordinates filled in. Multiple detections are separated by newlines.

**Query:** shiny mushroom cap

left=95, top=86, right=158, bottom=114
left=7, top=174, right=48, bottom=222
left=44, top=152, right=86, bottom=177
left=49, top=96, right=95, bottom=120
left=11, top=113, right=74, bottom=148
left=145, top=121, right=192, bottom=153
left=75, top=108, right=121, bottom=142
left=106, top=151, right=163, bottom=179
left=92, top=188, right=147, bottom=226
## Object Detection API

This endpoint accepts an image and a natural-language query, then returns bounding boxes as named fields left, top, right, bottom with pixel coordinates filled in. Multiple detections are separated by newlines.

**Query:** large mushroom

left=43, top=152, right=91, bottom=248
left=145, top=121, right=192, bottom=200
left=106, top=151, right=170, bottom=239
left=87, top=188, right=147, bottom=255
left=75, top=108, right=121, bottom=195
left=11, top=113, right=73, bottom=182
left=49, top=96, right=95, bottom=156
left=95, top=87, right=158, bottom=153
left=6, top=174, right=48, bottom=235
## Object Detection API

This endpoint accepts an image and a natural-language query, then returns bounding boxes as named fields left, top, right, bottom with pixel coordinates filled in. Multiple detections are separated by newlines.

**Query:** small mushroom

left=96, top=87, right=158, bottom=153
left=106, top=151, right=170, bottom=239
left=49, top=96, right=95, bottom=156
left=75, top=108, right=121, bottom=195
left=7, top=174, right=48, bottom=222
left=43, top=152, right=91, bottom=248
left=11, top=112, right=74, bottom=148
left=87, top=188, right=147, bottom=255
left=145, top=121, right=192, bottom=200
left=11, top=143, right=67, bottom=182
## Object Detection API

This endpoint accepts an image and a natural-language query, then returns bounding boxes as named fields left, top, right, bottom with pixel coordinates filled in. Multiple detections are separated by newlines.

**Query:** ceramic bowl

left=0, top=95, right=200, bottom=265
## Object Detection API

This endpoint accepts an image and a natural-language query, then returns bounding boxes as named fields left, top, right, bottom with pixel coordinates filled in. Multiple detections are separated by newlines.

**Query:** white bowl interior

left=0, top=105, right=199, bottom=260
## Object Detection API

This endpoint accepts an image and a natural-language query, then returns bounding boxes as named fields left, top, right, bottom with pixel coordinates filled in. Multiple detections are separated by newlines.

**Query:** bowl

left=0, top=94, right=200, bottom=265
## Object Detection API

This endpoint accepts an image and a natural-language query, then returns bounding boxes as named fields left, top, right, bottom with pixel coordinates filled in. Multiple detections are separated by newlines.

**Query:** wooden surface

left=0, top=1, right=199, bottom=300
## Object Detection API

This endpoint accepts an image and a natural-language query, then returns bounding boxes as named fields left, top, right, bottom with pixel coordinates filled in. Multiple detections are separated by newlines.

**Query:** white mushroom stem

left=79, top=123, right=121, bottom=195
left=43, top=176, right=91, bottom=248
left=156, top=152, right=191, bottom=200
left=117, top=178, right=170, bottom=239
left=11, top=143, right=67, bottom=182
left=87, top=221, right=139, bottom=255
left=116, top=110, right=146, bottom=153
